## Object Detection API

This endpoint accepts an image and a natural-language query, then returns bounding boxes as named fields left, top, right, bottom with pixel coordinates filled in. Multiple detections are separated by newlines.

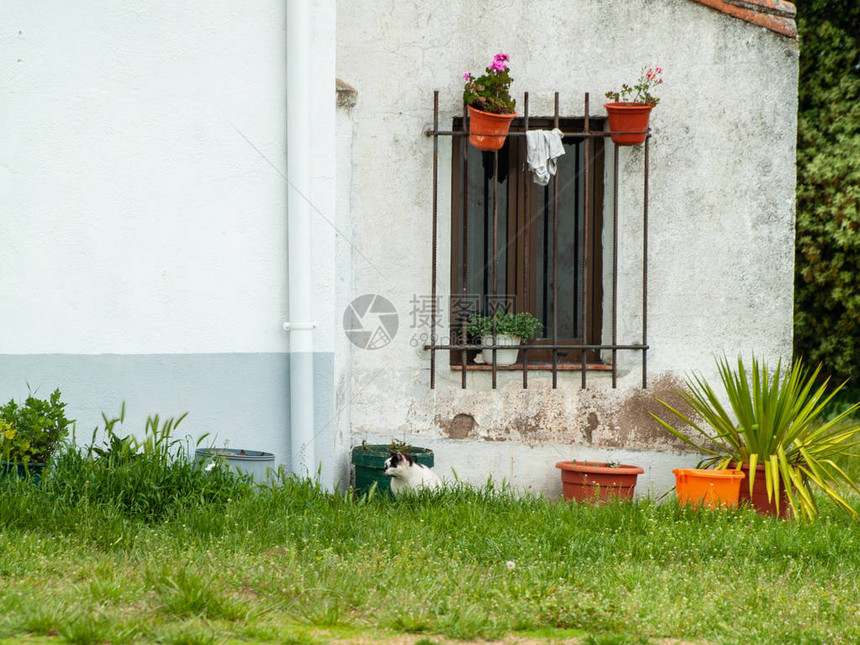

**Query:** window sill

left=449, top=363, right=612, bottom=372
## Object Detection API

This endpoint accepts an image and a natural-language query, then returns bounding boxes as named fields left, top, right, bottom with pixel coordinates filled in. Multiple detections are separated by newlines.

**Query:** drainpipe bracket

left=283, top=322, right=318, bottom=331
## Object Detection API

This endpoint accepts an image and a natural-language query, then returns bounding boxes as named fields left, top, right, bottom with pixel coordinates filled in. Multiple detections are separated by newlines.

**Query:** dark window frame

left=449, top=116, right=606, bottom=367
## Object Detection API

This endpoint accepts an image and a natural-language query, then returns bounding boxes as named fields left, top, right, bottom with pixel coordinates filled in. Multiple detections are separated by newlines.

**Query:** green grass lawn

left=1, top=463, right=858, bottom=645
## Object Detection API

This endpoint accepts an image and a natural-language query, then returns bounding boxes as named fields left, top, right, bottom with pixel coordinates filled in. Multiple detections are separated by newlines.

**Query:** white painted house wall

left=336, top=0, right=798, bottom=495
left=0, top=0, right=345, bottom=488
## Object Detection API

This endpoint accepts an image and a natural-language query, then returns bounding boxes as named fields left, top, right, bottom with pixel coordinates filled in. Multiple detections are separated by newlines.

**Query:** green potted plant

left=463, top=53, right=517, bottom=151
left=651, top=355, right=860, bottom=520
left=555, top=459, right=645, bottom=504
left=604, top=66, right=663, bottom=146
left=0, top=388, right=72, bottom=480
left=466, top=312, right=543, bottom=366
left=351, top=440, right=434, bottom=497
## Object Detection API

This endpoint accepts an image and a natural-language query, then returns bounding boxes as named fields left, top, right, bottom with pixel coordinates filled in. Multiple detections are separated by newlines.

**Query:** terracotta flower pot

left=736, top=463, right=791, bottom=519
left=673, top=468, right=745, bottom=509
left=555, top=460, right=644, bottom=503
left=604, top=102, right=653, bottom=146
left=467, top=106, right=516, bottom=151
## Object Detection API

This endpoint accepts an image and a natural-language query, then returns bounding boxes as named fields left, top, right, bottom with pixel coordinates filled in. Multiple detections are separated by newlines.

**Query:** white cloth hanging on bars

left=525, top=129, right=565, bottom=186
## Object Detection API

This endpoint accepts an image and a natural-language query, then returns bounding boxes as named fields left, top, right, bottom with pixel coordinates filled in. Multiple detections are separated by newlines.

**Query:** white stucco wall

left=337, top=0, right=798, bottom=493
left=1, top=1, right=291, bottom=355
left=0, top=0, right=343, bottom=483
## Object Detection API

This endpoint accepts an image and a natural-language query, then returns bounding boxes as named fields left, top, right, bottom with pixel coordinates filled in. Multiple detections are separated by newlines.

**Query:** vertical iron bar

left=612, top=144, right=619, bottom=388
left=577, top=101, right=586, bottom=384
left=642, top=135, right=650, bottom=388
left=523, top=93, right=530, bottom=390
left=461, top=103, right=469, bottom=388
left=492, top=148, right=499, bottom=390
left=552, top=92, right=559, bottom=389
left=430, top=91, right=439, bottom=389
left=582, top=93, right=590, bottom=389
left=523, top=349, right=528, bottom=388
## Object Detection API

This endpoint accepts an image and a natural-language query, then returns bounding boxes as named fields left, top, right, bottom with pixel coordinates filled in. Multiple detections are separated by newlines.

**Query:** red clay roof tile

left=689, top=0, right=797, bottom=38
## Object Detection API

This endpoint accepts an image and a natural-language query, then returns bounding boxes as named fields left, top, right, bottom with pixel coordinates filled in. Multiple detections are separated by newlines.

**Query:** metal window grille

left=424, top=91, right=650, bottom=390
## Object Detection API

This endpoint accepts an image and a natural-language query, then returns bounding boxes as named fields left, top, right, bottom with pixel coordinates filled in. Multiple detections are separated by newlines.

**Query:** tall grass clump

left=16, top=406, right=253, bottom=529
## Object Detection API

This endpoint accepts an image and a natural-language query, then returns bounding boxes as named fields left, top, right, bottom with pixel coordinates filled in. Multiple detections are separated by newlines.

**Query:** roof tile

left=689, top=0, right=797, bottom=38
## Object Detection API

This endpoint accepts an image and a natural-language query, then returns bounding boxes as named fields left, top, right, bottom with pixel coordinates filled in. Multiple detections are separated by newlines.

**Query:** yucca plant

left=651, top=355, right=860, bottom=520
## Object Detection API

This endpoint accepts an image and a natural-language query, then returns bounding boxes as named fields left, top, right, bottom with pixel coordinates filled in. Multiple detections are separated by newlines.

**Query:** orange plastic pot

left=555, top=461, right=644, bottom=503
left=673, top=468, right=745, bottom=509
left=467, top=106, right=516, bottom=151
left=604, top=102, right=652, bottom=146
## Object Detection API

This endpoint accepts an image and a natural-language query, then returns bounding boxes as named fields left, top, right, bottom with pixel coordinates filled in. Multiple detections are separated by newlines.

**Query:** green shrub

left=0, top=388, right=72, bottom=465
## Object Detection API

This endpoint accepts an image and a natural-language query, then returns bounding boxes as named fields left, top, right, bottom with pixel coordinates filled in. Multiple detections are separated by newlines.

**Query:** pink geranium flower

left=462, top=53, right=516, bottom=115
left=605, top=66, right=664, bottom=107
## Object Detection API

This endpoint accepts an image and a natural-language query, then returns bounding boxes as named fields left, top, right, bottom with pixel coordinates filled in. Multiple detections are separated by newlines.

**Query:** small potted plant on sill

left=0, top=388, right=72, bottom=482
left=651, top=354, right=860, bottom=520
left=466, top=312, right=543, bottom=366
left=555, top=459, right=645, bottom=503
left=604, top=66, right=663, bottom=146
left=463, top=53, right=517, bottom=151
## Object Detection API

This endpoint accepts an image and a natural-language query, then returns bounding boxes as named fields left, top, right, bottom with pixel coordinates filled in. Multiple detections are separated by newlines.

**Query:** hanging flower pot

left=604, top=67, right=663, bottom=146
left=673, top=468, right=745, bottom=509
left=463, top=53, right=517, bottom=151
left=555, top=460, right=644, bottom=503
left=604, top=102, right=653, bottom=146
left=467, top=106, right=516, bottom=151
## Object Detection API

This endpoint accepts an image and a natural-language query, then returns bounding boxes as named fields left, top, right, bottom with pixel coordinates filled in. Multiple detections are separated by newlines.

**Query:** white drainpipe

left=284, top=0, right=316, bottom=477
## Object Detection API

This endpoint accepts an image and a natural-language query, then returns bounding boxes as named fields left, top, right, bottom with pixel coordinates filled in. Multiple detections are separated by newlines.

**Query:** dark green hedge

left=794, top=1, right=860, bottom=385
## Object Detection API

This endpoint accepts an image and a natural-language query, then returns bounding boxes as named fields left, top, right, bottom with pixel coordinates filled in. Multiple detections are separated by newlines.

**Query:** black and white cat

left=383, top=451, right=442, bottom=495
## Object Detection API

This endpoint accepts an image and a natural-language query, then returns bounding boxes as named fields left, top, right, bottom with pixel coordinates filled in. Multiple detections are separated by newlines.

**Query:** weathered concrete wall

left=337, top=0, right=798, bottom=493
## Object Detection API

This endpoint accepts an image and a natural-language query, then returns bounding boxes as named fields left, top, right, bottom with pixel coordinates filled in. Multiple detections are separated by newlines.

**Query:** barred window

left=425, top=92, right=650, bottom=389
